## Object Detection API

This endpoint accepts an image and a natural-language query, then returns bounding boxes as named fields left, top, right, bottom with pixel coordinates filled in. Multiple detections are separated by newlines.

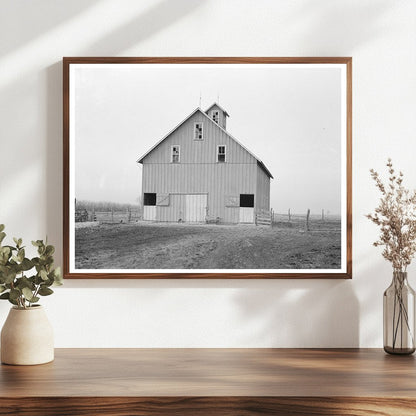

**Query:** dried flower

left=367, top=159, right=416, bottom=272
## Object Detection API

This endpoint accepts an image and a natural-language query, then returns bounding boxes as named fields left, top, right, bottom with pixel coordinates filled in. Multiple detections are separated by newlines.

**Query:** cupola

left=205, top=103, right=229, bottom=130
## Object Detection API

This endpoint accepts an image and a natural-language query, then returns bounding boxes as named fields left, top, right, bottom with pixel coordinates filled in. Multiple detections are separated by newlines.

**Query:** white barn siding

left=141, top=108, right=272, bottom=224
left=256, top=164, right=271, bottom=212
left=142, top=163, right=257, bottom=223
left=142, top=112, right=258, bottom=223
left=143, top=112, right=255, bottom=165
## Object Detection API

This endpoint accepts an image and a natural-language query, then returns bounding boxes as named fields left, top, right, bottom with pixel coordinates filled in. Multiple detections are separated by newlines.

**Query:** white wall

left=1, top=0, right=415, bottom=347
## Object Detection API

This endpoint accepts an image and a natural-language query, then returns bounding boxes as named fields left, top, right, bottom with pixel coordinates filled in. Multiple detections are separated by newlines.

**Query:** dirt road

left=75, top=222, right=341, bottom=270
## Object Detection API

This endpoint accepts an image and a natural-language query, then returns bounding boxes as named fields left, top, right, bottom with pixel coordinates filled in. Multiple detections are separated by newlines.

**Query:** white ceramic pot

left=1, top=305, right=54, bottom=365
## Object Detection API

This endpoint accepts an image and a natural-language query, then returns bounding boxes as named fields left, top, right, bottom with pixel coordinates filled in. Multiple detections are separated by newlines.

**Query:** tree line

left=75, top=199, right=140, bottom=212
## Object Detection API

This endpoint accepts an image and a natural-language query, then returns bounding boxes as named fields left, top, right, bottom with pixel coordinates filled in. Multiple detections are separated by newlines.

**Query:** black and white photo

left=63, top=58, right=352, bottom=278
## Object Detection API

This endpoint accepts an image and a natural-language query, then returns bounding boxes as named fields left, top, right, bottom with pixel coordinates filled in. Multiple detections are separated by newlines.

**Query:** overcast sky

left=73, top=63, right=344, bottom=215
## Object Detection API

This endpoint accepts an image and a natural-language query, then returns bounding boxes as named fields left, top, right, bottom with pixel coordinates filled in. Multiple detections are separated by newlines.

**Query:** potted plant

left=367, top=159, right=416, bottom=354
left=0, top=224, right=62, bottom=365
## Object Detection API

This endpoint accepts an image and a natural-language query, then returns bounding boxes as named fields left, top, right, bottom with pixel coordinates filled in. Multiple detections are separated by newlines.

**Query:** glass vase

left=383, top=271, right=415, bottom=355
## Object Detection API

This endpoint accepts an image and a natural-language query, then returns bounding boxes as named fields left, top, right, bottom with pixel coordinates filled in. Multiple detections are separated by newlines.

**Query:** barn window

left=212, top=110, right=219, bottom=124
left=217, top=145, right=226, bottom=162
left=171, top=145, right=180, bottom=163
left=194, top=122, right=204, bottom=140
left=240, top=194, right=254, bottom=208
left=143, top=193, right=156, bottom=206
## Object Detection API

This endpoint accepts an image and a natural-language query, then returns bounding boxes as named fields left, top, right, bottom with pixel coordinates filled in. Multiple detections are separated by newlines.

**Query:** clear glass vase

left=383, top=271, right=415, bottom=355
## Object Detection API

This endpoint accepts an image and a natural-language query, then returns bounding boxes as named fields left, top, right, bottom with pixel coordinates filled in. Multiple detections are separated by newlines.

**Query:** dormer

left=205, top=103, right=229, bottom=130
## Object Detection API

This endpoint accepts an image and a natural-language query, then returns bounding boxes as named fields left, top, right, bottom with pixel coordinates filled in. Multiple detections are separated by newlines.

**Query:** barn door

left=239, top=194, right=254, bottom=223
left=185, top=194, right=207, bottom=222
left=239, top=207, right=254, bottom=223
left=143, top=206, right=156, bottom=221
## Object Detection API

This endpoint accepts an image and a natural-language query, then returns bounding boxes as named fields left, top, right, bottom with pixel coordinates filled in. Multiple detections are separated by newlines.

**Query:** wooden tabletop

left=1, top=348, right=416, bottom=415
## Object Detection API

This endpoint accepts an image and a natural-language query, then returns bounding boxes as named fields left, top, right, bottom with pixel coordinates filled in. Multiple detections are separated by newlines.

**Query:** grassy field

left=75, top=220, right=341, bottom=270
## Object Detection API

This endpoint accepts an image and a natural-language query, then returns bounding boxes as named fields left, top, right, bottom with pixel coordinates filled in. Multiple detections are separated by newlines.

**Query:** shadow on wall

left=44, top=0, right=204, bottom=264
left=81, top=0, right=205, bottom=55
left=233, top=279, right=359, bottom=348
left=0, top=0, right=101, bottom=57
left=291, top=0, right=393, bottom=52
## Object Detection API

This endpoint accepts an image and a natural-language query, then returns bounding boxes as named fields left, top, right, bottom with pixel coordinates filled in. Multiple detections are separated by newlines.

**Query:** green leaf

left=37, top=243, right=46, bottom=256
left=0, top=291, right=9, bottom=299
left=31, top=240, right=43, bottom=247
left=17, top=276, right=35, bottom=290
left=52, top=267, right=63, bottom=285
left=0, top=246, right=10, bottom=255
left=45, top=245, right=55, bottom=256
left=42, top=256, right=54, bottom=266
left=0, top=232, right=6, bottom=244
left=9, top=288, right=21, bottom=301
left=0, top=224, right=5, bottom=232
left=34, top=274, right=43, bottom=285
left=0, top=285, right=6, bottom=293
left=2, top=270, right=17, bottom=285
left=0, top=252, right=9, bottom=263
left=39, top=269, right=48, bottom=281
left=38, top=287, right=53, bottom=296
left=20, top=258, right=33, bottom=271
left=22, top=287, right=34, bottom=301
left=17, top=248, right=25, bottom=263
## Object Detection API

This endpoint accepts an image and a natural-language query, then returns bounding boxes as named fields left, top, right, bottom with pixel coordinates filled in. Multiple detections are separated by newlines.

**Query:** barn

left=137, top=103, right=273, bottom=224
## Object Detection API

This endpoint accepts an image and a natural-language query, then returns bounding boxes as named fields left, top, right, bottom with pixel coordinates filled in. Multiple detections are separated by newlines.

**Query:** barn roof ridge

left=137, top=107, right=273, bottom=179
left=136, top=107, right=201, bottom=164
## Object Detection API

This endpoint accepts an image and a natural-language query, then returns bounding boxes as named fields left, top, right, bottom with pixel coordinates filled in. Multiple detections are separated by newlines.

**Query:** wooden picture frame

left=63, top=57, right=352, bottom=279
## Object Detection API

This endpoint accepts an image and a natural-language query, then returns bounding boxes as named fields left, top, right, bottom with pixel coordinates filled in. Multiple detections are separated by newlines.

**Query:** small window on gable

left=144, top=193, right=156, bottom=206
left=194, top=122, right=203, bottom=140
left=171, top=145, right=180, bottom=163
left=212, top=110, right=219, bottom=124
left=217, top=145, right=226, bottom=163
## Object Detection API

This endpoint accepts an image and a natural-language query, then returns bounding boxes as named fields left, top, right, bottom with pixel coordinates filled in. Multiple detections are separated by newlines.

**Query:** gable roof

left=137, top=108, right=273, bottom=179
left=205, top=102, right=229, bottom=117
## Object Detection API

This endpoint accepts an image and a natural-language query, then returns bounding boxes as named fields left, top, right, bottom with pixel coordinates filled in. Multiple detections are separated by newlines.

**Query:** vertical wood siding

left=143, top=206, right=156, bottom=221
left=141, top=110, right=270, bottom=223
left=256, top=164, right=271, bottom=211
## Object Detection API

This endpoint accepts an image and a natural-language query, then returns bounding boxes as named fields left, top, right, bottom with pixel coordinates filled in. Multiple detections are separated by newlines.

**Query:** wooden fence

left=271, top=209, right=341, bottom=232
left=255, top=209, right=273, bottom=226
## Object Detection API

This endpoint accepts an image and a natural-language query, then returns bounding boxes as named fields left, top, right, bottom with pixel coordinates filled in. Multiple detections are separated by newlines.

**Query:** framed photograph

left=63, top=57, right=352, bottom=279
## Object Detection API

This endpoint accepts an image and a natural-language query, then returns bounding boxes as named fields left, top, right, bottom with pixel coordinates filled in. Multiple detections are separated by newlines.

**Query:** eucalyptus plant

left=0, top=224, right=62, bottom=309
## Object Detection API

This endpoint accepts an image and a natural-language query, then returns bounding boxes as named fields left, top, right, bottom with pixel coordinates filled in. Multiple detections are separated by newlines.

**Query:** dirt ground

left=75, top=221, right=341, bottom=270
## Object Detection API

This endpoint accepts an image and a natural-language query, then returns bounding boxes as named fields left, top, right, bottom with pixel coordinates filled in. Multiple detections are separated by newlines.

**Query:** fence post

left=306, top=208, right=310, bottom=231
left=288, top=208, right=291, bottom=222
left=111, top=207, right=114, bottom=223
left=322, top=209, right=324, bottom=221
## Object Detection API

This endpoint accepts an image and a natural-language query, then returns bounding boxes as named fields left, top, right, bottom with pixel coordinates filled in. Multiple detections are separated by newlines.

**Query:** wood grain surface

left=1, top=349, right=415, bottom=415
